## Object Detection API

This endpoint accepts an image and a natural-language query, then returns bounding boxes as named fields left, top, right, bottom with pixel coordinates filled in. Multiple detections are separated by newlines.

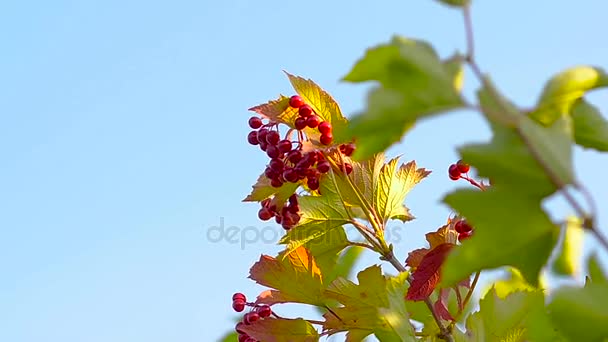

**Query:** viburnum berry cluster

left=231, top=292, right=272, bottom=342
left=447, top=159, right=470, bottom=180
left=246, top=94, right=356, bottom=230
left=454, top=219, right=473, bottom=242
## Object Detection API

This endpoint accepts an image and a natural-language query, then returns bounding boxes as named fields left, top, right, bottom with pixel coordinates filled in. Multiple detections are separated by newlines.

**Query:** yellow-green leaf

left=571, top=99, right=608, bottom=151
left=551, top=216, right=584, bottom=277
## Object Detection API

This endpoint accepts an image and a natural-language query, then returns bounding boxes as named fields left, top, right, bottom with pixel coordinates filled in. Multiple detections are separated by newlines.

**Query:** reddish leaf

left=434, top=288, right=454, bottom=321
left=405, top=224, right=457, bottom=269
left=405, top=248, right=428, bottom=268
left=406, top=243, right=455, bottom=301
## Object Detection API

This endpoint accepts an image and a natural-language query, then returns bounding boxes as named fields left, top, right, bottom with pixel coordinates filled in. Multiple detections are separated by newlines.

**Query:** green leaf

left=586, top=253, right=607, bottom=284
left=477, top=77, right=522, bottom=127
left=249, top=246, right=328, bottom=306
left=434, top=0, right=470, bottom=7
left=327, top=245, right=365, bottom=283
left=483, top=268, right=543, bottom=299
left=239, top=317, right=319, bottom=342
left=339, top=36, right=464, bottom=160
left=243, top=172, right=299, bottom=203
left=548, top=283, right=608, bottom=342
left=279, top=171, right=351, bottom=253
left=305, top=227, right=350, bottom=283
left=219, top=331, right=238, bottom=342
left=571, top=99, right=608, bottom=151
left=530, top=65, right=608, bottom=125
left=375, top=157, right=430, bottom=223
left=285, top=71, right=348, bottom=139
left=442, top=187, right=559, bottom=287
left=551, top=216, right=584, bottom=277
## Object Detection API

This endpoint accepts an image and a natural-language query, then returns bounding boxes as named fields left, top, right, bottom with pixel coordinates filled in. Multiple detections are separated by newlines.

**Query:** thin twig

left=460, top=271, right=480, bottom=315
left=347, top=240, right=378, bottom=252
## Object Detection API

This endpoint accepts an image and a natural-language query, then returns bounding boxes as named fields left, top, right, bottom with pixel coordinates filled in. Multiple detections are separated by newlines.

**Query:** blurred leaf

left=484, top=268, right=542, bottom=299
left=339, top=36, right=464, bottom=160
left=548, top=283, right=608, bottom=341
left=477, top=77, right=521, bottom=127
left=571, top=99, right=608, bottom=151
left=586, top=253, right=608, bottom=284
left=305, top=227, right=350, bottom=282
left=434, top=0, right=470, bottom=7
left=442, top=187, right=559, bottom=287
left=219, top=331, right=238, bottom=342
left=239, top=317, right=319, bottom=342
left=551, top=216, right=584, bottom=276
left=530, top=65, right=608, bottom=125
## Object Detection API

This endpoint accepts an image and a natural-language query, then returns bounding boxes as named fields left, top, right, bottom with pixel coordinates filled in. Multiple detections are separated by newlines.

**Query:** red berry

left=320, top=133, right=333, bottom=145
left=287, top=203, right=300, bottom=214
left=238, top=334, right=249, bottom=342
left=257, top=305, right=272, bottom=318
left=232, top=300, right=245, bottom=312
left=306, top=115, right=320, bottom=128
left=289, top=95, right=305, bottom=108
left=289, top=194, right=298, bottom=205
left=270, top=178, right=283, bottom=188
left=258, top=141, right=268, bottom=151
left=233, top=293, right=246, bottom=302
left=244, top=312, right=260, bottom=325
left=294, top=117, right=307, bottom=130
left=258, top=208, right=273, bottom=221
left=340, top=163, right=353, bottom=175
left=235, top=322, right=246, bottom=334
left=454, top=220, right=472, bottom=233
left=277, top=139, right=292, bottom=153
left=298, top=104, right=313, bottom=117
left=269, top=159, right=284, bottom=172
left=316, top=161, right=330, bottom=173
left=248, top=116, right=263, bottom=129
left=264, top=167, right=279, bottom=180
left=283, top=168, right=299, bottom=183
left=307, top=177, right=320, bottom=190
left=266, top=145, right=280, bottom=159
left=340, top=143, right=356, bottom=157
left=287, top=150, right=303, bottom=164
left=458, top=230, right=473, bottom=241
left=448, top=164, right=461, bottom=180
left=318, top=121, right=332, bottom=134
left=456, top=159, right=470, bottom=173
left=247, top=131, right=259, bottom=145
left=275, top=215, right=282, bottom=224
left=265, top=131, right=280, bottom=145
left=257, top=128, right=269, bottom=144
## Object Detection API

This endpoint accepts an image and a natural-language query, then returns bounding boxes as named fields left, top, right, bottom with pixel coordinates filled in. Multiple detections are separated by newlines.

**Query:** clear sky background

left=1, top=1, right=607, bottom=341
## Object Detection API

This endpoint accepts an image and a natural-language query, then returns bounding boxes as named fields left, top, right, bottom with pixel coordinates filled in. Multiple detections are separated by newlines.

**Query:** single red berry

left=257, top=305, right=272, bottom=318
left=270, top=178, right=283, bottom=188
left=287, top=150, right=303, bottom=164
left=289, top=194, right=298, bottom=205
left=316, top=160, right=330, bottom=173
left=307, top=177, right=320, bottom=190
left=238, top=334, right=249, bottom=342
left=340, top=143, right=356, bottom=157
left=248, top=116, right=263, bottom=129
left=265, top=131, right=280, bottom=145
left=294, top=117, right=307, bottom=130
left=283, top=168, right=299, bottom=183
left=266, top=145, right=280, bottom=159
left=289, top=95, right=305, bottom=108
left=244, top=312, right=260, bottom=325
left=247, top=131, right=259, bottom=145
left=269, top=159, right=284, bottom=172
left=264, top=167, right=279, bottom=180
left=258, top=141, right=268, bottom=151
left=275, top=215, right=282, bottom=224
left=306, top=115, right=321, bottom=128
left=257, top=128, right=269, bottom=143
left=277, top=139, right=292, bottom=153
left=298, top=104, right=313, bottom=117
left=454, top=219, right=472, bottom=233
left=233, top=293, right=246, bottom=301
left=456, top=159, right=470, bottom=173
left=341, top=163, right=353, bottom=175
left=232, top=300, right=246, bottom=312
left=305, top=168, right=319, bottom=179
left=320, top=133, right=333, bottom=145
left=448, top=164, right=461, bottom=180
left=258, top=208, right=273, bottom=221
left=318, top=121, right=332, bottom=134
left=303, top=151, right=318, bottom=164
left=287, top=204, right=300, bottom=214
left=458, top=230, right=473, bottom=241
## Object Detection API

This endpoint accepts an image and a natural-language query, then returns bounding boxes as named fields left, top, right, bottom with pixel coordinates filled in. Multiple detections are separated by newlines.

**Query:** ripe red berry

left=248, top=116, right=263, bottom=129
left=287, top=203, right=300, bottom=213
left=277, top=139, right=292, bottom=153
left=448, top=164, right=461, bottom=180
left=257, top=128, right=269, bottom=144
left=340, top=163, right=353, bottom=175
left=294, top=117, right=307, bottom=130
left=265, top=131, right=280, bottom=145
left=288, top=194, right=298, bottom=205
left=316, top=160, right=331, bottom=173
left=270, top=178, right=283, bottom=188
left=257, top=305, right=272, bottom=318
left=258, top=141, right=268, bottom=151
left=264, top=167, right=279, bottom=180
left=340, top=143, right=356, bottom=157
left=244, top=312, right=260, bottom=325
left=458, top=230, right=473, bottom=241
left=318, top=121, right=332, bottom=134
left=247, top=131, right=259, bottom=145
left=307, top=177, right=320, bottom=191
left=287, top=150, right=303, bottom=164
left=454, top=219, right=472, bottom=233
left=298, top=104, right=313, bottom=117
left=306, top=115, right=320, bottom=128
left=283, top=168, right=299, bottom=183
left=320, top=133, right=333, bottom=145
left=232, top=300, right=246, bottom=312
left=233, top=293, right=246, bottom=302
left=266, top=145, right=280, bottom=159
left=456, top=159, right=470, bottom=173
left=269, top=159, right=284, bottom=172
left=258, top=208, right=273, bottom=221
left=238, top=334, right=249, bottom=342
left=289, top=95, right=305, bottom=108
left=275, top=215, right=282, bottom=224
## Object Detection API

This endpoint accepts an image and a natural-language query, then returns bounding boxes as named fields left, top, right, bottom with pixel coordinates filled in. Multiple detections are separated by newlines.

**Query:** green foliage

left=571, top=99, right=608, bottom=151
left=551, top=216, right=584, bottom=276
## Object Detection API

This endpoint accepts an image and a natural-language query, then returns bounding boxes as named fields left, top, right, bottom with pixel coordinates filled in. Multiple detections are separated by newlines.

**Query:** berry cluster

left=454, top=219, right=473, bottom=242
left=448, top=160, right=470, bottom=180
left=231, top=292, right=273, bottom=342
left=258, top=194, right=301, bottom=230
left=289, top=95, right=333, bottom=145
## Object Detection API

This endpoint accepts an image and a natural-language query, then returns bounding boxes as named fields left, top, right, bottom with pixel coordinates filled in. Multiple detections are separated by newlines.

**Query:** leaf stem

left=459, top=271, right=480, bottom=317
left=346, top=240, right=378, bottom=252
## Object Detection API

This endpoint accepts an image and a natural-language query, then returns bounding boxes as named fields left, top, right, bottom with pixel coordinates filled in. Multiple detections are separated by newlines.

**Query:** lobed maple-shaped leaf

left=249, top=246, right=328, bottom=306
left=239, top=317, right=319, bottom=342
left=248, top=95, right=300, bottom=128
left=405, top=224, right=457, bottom=269
left=375, top=158, right=430, bottom=223
left=338, top=36, right=465, bottom=160
left=323, top=266, right=415, bottom=341
left=243, top=172, right=299, bottom=205
left=406, top=243, right=454, bottom=301
left=441, top=187, right=559, bottom=287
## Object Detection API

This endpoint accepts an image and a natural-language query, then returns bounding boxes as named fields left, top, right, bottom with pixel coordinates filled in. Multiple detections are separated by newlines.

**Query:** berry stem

left=457, top=271, right=481, bottom=319
left=460, top=175, right=486, bottom=190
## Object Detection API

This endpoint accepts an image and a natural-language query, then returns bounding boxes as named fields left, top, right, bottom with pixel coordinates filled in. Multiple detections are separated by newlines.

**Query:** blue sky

left=1, top=1, right=607, bottom=341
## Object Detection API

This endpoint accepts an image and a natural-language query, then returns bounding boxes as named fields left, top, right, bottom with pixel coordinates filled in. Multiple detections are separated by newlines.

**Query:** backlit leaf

left=406, top=243, right=454, bottom=301
left=248, top=95, right=299, bottom=128
left=239, top=317, right=319, bottom=342
left=551, top=216, right=584, bottom=277
left=571, top=99, right=608, bottom=151
left=243, top=172, right=299, bottom=203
